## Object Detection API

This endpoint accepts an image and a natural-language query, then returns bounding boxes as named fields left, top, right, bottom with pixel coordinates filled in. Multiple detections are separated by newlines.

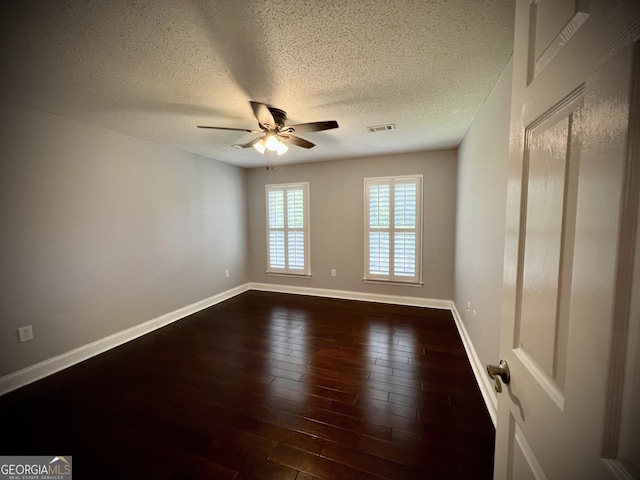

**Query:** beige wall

left=246, top=151, right=458, bottom=300
left=455, top=58, right=513, bottom=378
left=0, top=104, right=249, bottom=377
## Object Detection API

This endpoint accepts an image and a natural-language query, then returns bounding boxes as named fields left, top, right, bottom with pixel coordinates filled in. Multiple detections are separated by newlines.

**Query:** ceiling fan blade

left=236, top=137, right=264, bottom=149
left=285, top=120, right=339, bottom=134
left=283, top=135, right=315, bottom=149
left=197, top=126, right=262, bottom=133
left=250, top=101, right=276, bottom=128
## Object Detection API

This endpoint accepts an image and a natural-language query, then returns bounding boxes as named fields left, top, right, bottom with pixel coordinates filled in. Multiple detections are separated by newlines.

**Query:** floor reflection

left=262, top=307, right=310, bottom=412
left=363, top=320, right=421, bottom=423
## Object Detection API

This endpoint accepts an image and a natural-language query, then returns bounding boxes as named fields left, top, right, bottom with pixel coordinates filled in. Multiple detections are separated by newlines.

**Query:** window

left=266, top=182, right=310, bottom=276
left=364, top=175, right=423, bottom=284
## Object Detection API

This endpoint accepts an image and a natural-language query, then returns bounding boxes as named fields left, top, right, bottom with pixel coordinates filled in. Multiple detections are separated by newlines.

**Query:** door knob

left=486, top=360, right=510, bottom=393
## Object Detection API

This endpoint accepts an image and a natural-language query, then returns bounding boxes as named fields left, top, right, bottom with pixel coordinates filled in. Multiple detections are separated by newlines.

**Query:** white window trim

left=265, top=182, right=311, bottom=276
left=363, top=174, right=423, bottom=285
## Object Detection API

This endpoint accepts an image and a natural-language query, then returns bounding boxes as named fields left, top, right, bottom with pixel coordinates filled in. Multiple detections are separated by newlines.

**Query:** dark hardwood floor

left=0, top=291, right=494, bottom=479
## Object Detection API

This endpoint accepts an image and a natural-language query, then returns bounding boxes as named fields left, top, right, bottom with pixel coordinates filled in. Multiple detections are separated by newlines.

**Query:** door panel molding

left=602, top=41, right=640, bottom=479
left=527, top=0, right=590, bottom=83
left=509, top=414, right=549, bottom=480
left=514, top=347, right=564, bottom=411
left=514, top=86, right=584, bottom=398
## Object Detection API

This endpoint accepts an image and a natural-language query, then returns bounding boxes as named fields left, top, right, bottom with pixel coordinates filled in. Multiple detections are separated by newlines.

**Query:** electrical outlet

left=225, top=269, right=230, bottom=278
left=467, top=301, right=471, bottom=311
left=331, top=269, right=337, bottom=277
left=18, top=325, right=33, bottom=343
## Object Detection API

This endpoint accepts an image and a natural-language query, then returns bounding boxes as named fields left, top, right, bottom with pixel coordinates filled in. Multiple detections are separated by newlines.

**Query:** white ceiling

left=0, top=0, right=515, bottom=168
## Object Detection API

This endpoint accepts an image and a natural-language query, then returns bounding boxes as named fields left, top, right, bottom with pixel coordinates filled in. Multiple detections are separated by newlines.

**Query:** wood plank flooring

left=0, top=291, right=495, bottom=479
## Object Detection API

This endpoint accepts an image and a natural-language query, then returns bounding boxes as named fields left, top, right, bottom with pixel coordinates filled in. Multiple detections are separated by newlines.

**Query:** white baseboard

left=449, top=303, right=497, bottom=426
left=248, top=282, right=453, bottom=310
left=1, top=282, right=497, bottom=428
left=0, top=283, right=250, bottom=396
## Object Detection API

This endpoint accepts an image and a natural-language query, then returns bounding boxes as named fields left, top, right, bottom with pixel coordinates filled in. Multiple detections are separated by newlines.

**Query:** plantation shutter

left=287, top=188, right=305, bottom=270
left=266, top=183, right=310, bottom=275
left=364, top=176, right=422, bottom=284
left=393, top=180, right=417, bottom=277
left=368, top=183, right=390, bottom=275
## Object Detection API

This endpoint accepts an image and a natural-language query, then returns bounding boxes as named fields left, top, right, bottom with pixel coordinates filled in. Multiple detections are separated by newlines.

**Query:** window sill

left=363, top=279, right=423, bottom=287
left=267, top=272, right=312, bottom=278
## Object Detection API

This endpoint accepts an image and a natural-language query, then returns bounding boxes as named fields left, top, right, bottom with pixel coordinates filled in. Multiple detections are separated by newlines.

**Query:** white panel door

left=494, top=0, right=640, bottom=478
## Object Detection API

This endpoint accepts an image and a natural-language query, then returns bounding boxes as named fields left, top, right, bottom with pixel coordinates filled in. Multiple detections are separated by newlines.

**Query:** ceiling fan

left=197, top=101, right=339, bottom=156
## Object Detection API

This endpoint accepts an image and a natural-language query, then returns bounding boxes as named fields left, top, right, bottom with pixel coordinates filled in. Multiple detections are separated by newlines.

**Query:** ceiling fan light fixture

left=253, top=138, right=266, bottom=154
left=276, top=141, right=288, bottom=156
left=265, top=135, right=281, bottom=151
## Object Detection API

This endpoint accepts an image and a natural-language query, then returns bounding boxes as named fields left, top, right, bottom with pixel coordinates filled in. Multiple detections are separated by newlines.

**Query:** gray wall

left=1, top=82, right=509, bottom=382
left=0, top=104, right=249, bottom=377
left=247, top=151, right=457, bottom=300
left=454, top=59, right=513, bottom=379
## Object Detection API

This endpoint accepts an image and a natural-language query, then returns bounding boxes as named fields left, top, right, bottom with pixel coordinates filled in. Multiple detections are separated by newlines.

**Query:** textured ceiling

left=0, top=0, right=514, bottom=168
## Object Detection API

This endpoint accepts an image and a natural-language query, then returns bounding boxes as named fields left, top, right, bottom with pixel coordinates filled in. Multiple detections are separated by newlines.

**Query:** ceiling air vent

left=367, top=124, right=396, bottom=133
